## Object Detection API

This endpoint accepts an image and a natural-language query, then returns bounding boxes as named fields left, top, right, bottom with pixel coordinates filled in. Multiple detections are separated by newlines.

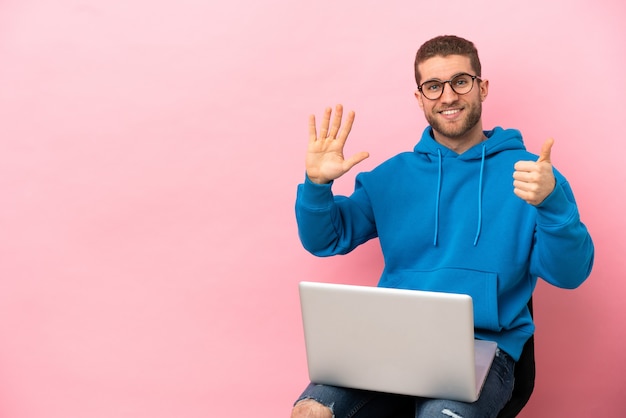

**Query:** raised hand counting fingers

left=513, top=137, right=556, bottom=206
left=306, top=104, right=369, bottom=184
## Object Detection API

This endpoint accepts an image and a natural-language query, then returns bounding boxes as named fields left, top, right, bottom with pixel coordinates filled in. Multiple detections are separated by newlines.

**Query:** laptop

left=298, top=281, right=497, bottom=403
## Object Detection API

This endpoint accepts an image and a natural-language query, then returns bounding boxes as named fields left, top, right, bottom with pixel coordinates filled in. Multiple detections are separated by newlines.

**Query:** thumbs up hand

left=513, top=138, right=557, bottom=206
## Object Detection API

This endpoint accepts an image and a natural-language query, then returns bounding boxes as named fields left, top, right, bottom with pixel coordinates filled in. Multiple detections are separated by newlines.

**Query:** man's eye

left=453, top=75, right=472, bottom=86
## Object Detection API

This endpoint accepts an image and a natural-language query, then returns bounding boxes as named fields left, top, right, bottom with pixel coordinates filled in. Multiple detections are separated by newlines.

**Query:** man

left=291, top=35, right=594, bottom=418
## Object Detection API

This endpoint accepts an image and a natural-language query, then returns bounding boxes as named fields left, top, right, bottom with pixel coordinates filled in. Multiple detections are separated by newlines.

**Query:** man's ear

left=479, top=79, right=489, bottom=102
left=415, top=90, right=424, bottom=109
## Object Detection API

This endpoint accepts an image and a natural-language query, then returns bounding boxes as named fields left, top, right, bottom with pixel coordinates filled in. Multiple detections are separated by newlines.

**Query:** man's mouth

left=440, top=108, right=461, bottom=116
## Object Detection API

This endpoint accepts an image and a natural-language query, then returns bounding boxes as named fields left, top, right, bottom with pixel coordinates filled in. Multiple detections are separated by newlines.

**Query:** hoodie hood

left=413, top=126, right=526, bottom=159
left=414, top=126, right=526, bottom=246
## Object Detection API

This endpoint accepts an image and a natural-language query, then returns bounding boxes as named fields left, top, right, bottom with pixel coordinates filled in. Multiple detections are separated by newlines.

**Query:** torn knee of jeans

left=441, top=408, right=463, bottom=418
left=294, top=397, right=335, bottom=417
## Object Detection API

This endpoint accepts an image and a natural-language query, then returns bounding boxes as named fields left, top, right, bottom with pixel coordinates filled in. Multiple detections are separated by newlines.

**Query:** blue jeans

left=295, top=348, right=515, bottom=418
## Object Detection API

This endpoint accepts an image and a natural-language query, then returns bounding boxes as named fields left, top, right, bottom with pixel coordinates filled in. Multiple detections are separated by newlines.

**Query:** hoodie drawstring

left=433, top=148, right=442, bottom=246
left=473, top=145, right=486, bottom=246
left=432, top=145, right=486, bottom=247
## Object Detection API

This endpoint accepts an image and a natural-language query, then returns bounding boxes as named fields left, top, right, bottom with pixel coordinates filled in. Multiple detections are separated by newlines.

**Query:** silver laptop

left=298, top=281, right=497, bottom=403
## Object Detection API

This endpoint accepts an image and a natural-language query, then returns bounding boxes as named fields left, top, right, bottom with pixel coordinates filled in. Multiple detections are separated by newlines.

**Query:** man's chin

left=429, top=113, right=481, bottom=139
left=430, top=121, right=469, bottom=139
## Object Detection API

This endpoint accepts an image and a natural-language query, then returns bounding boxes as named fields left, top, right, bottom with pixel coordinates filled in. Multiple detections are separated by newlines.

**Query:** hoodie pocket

left=379, top=268, right=500, bottom=332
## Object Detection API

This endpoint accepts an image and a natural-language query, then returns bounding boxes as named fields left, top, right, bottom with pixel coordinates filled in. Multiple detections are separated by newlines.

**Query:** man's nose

left=439, top=81, right=459, bottom=102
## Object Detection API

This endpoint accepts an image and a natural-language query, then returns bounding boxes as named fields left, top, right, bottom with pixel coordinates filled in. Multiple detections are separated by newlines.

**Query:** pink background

left=0, top=1, right=624, bottom=416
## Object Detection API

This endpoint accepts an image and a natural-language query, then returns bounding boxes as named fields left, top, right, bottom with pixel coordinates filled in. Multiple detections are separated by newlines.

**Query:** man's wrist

left=306, top=173, right=331, bottom=185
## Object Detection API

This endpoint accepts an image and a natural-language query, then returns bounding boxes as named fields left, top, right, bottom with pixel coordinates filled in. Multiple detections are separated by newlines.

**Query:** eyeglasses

left=417, top=73, right=480, bottom=100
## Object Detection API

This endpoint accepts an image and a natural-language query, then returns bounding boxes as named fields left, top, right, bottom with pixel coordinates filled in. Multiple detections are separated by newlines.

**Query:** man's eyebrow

left=422, top=72, right=469, bottom=83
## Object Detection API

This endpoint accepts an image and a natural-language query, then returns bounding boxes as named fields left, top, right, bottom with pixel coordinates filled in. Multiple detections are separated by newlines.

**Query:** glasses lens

left=420, top=74, right=476, bottom=100
left=450, top=74, right=474, bottom=95
left=421, top=81, right=443, bottom=100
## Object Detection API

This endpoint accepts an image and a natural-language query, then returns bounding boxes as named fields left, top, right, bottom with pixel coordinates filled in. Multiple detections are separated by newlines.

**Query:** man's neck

left=432, top=124, right=486, bottom=154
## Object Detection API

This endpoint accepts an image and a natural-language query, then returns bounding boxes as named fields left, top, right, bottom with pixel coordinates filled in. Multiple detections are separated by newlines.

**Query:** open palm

left=306, top=104, right=369, bottom=184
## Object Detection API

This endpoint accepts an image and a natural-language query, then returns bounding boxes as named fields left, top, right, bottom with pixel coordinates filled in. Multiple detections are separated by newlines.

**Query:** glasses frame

left=417, top=72, right=481, bottom=101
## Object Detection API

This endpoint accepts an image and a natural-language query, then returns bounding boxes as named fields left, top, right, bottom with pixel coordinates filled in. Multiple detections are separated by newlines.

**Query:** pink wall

left=0, top=1, right=624, bottom=416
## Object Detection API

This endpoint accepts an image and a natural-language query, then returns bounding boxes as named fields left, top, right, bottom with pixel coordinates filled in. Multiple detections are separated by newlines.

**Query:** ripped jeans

left=294, top=348, right=515, bottom=418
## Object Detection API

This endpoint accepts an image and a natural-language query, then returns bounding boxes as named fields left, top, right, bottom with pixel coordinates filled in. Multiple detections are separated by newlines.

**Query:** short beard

left=426, top=101, right=482, bottom=139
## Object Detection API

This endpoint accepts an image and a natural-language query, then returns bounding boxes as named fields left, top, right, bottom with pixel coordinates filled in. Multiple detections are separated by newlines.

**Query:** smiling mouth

left=440, top=108, right=461, bottom=116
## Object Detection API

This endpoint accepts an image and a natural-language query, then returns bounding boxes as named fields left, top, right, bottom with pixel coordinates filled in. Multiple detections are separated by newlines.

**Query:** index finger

left=336, top=110, right=355, bottom=144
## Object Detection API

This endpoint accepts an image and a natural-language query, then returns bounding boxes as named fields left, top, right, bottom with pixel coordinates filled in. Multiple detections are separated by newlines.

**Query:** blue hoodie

left=295, top=126, right=594, bottom=361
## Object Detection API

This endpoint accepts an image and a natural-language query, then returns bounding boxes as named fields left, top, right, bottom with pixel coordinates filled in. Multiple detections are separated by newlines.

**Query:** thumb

left=344, top=151, right=370, bottom=171
left=537, top=137, right=554, bottom=163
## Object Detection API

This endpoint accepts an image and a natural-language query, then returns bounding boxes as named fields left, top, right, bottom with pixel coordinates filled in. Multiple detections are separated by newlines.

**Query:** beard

left=426, top=100, right=482, bottom=139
